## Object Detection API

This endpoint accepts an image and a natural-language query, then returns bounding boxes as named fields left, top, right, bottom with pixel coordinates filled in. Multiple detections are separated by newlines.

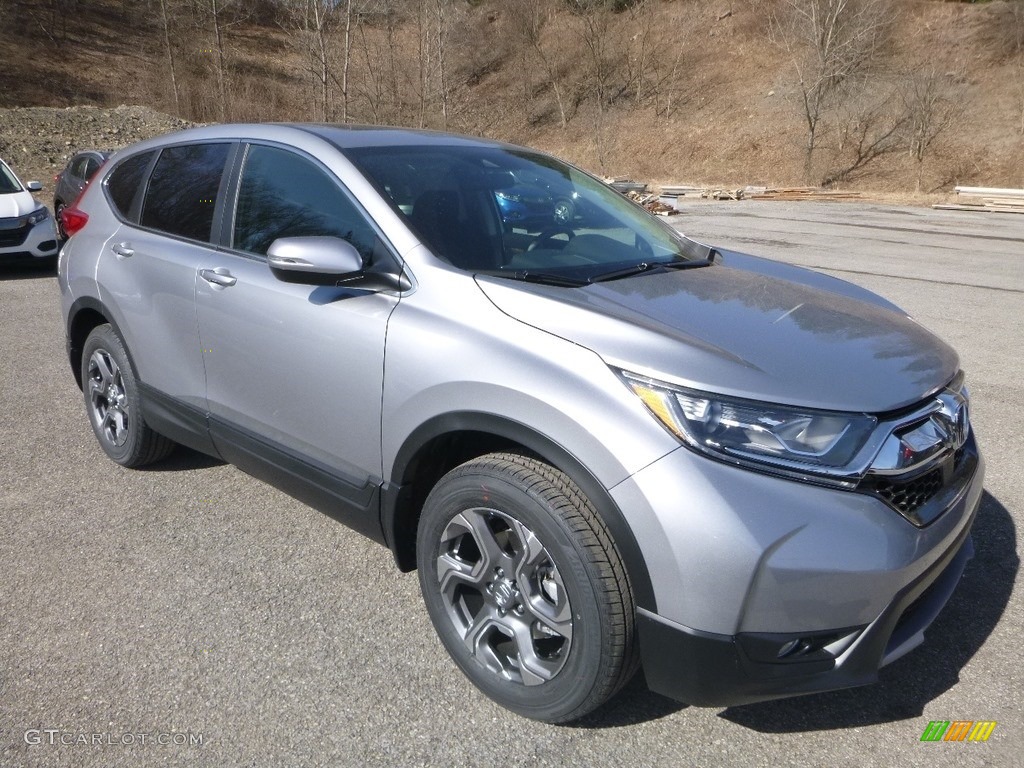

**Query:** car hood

left=0, top=190, right=39, bottom=220
left=475, top=254, right=958, bottom=413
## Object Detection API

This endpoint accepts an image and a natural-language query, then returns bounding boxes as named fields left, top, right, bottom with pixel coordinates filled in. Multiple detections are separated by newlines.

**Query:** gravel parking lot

left=1, top=201, right=1020, bottom=767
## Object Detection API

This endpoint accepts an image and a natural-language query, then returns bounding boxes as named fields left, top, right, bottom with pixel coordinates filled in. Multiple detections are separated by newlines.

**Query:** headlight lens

left=622, top=371, right=877, bottom=481
left=27, top=207, right=50, bottom=226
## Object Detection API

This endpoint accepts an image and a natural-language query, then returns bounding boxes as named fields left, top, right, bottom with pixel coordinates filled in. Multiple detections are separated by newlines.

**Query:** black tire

left=81, top=324, right=174, bottom=467
left=553, top=197, right=575, bottom=225
left=54, top=200, right=66, bottom=241
left=416, top=452, right=637, bottom=723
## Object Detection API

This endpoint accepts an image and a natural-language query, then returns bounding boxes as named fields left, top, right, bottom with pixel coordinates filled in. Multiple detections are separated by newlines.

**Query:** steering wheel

left=528, top=226, right=575, bottom=251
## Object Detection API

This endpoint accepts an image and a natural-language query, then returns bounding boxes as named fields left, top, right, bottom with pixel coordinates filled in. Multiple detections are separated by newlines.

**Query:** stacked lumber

left=742, top=186, right=862, bottom=201
left=656, top=184, right=861, bottom=205
left=933, top=187, right=1024, bottom=214
left=626, top=190, right=678, bottom=215
left=659, top=185, right=706, bottom=198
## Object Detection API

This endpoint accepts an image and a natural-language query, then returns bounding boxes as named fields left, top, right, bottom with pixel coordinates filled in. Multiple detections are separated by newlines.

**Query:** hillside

left=1, top=0, right=1022, bottom=195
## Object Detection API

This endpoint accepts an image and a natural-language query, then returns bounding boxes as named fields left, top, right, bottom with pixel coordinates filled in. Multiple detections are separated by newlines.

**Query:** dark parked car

left=493, top=169, right=580, bottom=231
left=54, top=150, right=110, bottom=239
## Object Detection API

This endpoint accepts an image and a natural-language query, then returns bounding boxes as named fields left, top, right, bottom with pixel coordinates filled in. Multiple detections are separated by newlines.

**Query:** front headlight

left=27, top=207, right=50, bottom=226
left=621, top=371, right=877, bottom=485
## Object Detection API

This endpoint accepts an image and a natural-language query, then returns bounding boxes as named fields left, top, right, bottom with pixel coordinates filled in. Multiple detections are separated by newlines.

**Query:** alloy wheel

left=87, top=348, right=130, bottom=447
left=435, top=507, right=573, bottom=686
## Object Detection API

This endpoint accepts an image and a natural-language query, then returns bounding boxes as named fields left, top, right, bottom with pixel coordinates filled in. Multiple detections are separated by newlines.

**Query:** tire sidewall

left=417, top=462, right=609, bottom=722
left=81, top=325, right=144, bottom=465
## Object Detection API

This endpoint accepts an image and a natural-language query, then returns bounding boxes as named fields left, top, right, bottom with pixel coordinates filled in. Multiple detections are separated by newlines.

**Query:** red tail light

left=61, top=206, right=89, bottom=237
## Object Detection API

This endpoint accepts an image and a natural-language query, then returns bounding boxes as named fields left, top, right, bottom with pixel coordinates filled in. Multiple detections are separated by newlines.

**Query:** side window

left=141, top=143, right=230, bottom=242
left=71, top=156, right=90, bottom=179
left=84, top=157, right=102, bottom=180
left=106, top=150, right=155, bottom=221
left=233, top=144, right=378, bottom=262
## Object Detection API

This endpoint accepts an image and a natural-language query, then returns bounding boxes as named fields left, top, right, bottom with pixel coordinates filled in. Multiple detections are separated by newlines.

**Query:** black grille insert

left=860, top=436, right=977, bottom=526
left=0, top=225, right=29, bottom=247
left=873, top=469, right=944, bottom=517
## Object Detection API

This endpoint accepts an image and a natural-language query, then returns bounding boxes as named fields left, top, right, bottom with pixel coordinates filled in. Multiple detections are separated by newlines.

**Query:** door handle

left=199, top=268, right=237, bottom=288
left=111, top=242, right=134, bottom=259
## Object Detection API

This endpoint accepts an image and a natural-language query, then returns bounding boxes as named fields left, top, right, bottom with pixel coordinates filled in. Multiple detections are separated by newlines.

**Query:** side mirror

left=26, top=181, right=43, bottom=192
left=267, top=236, right=364, bottom=285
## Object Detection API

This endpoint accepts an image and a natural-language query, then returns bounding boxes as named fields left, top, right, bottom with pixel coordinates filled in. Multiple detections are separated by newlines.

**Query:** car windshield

left=0, top=161, right=23, bottom=195
left=345, top=145, right=711, bottom=284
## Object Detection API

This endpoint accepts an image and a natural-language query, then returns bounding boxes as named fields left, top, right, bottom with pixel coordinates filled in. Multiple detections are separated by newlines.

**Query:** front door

left=194, top=143, right=401, bottom=536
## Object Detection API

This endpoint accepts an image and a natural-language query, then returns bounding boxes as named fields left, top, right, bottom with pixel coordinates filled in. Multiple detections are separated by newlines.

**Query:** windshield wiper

left=480, top=269, right=589, bottom=287
left=588, top=259, right=709, bottom=284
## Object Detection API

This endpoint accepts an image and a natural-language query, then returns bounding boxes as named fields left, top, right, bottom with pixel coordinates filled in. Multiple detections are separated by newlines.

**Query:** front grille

left=859, top=436, right=976, bottom=526
left=0, top=225, right=29, bottom=247
left=872, top=469, right=944, bottom=517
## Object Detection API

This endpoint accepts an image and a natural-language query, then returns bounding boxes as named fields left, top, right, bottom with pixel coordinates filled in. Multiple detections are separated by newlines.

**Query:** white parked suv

left=0, top=158, right=59, bottom=264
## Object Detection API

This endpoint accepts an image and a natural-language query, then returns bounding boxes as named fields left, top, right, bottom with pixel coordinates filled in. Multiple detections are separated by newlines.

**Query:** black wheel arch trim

left=383, top=411, right=657, bottom=612
left=66, top=295, right=136, bottom=390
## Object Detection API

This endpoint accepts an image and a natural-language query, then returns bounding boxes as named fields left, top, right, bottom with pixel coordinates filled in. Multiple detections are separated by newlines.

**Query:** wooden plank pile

left=625, top=190, right=678, bottom=216
left=656, top=184, right=862, bottom=207
left=933, top=187, right=1024, bottom=214
left=741, top=186, right=862, bottom=201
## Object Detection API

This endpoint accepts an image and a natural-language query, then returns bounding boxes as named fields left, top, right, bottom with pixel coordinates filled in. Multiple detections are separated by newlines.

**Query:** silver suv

left=58, top=124, right=984, bottom=723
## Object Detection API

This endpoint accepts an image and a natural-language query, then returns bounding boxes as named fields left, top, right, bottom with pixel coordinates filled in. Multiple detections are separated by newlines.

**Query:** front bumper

left=612, top=430, right=984, bottom=706
left=0, top=216, right=59, bottom=261
left=638, top=518, right=976, bottom=706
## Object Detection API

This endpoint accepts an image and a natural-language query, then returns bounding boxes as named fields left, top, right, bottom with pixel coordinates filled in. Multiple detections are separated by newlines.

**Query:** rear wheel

left=416, top=452, right=637, bottom=723
left=81, top=324, right=174, bottom=467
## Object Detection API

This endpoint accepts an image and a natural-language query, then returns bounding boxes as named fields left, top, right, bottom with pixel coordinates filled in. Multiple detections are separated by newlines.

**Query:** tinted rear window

left=106, top=151, right=154, bottom=220
left=141, top=143, right=230, bottom=242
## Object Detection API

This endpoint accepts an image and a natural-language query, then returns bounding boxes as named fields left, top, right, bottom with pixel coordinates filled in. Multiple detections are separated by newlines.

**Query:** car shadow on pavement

left=0, top=261, right=57, bottom=280
left=720, top=490, right=1016, bottom=733
left=572, top=673, right=689, bottom=727
left=144, top=446, right=226, bottom=472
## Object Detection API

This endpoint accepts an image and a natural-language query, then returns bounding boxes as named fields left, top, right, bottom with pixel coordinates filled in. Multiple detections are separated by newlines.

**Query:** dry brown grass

left=1, top=0, right=1021, bottom=198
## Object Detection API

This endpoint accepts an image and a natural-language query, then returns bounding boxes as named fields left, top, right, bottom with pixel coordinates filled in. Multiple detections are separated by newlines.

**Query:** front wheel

left=416, top=452, right=637, bottom=723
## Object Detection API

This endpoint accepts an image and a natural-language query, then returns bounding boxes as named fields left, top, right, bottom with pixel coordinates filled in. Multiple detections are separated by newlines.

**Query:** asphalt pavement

left=1, top=201, right=1021, bottom=767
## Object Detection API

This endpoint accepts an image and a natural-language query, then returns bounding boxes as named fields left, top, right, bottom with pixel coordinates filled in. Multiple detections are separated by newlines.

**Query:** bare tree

left=341, top=0, right=354, bottom=122
left=158, top=0, right=182, bottom=116
left=900, top=65, right=966, bottom=191
left=15, top=0, right=79, bottom=43
left=624, top=0, right=654, bottom=108
left=355, top=5, right=405, bottom=125
left=568, top=0, right=619, bottom=169
left=507, top=0, right=573, bottom=128
left=281, top=0, right=338, bottom=121
left=209, top=0, right=230, bottom=119
left=770, top=0, right=894, bottom=181
left=821, top=94, right=906, bottom=187
left=434, top=0, right=451, bottom=129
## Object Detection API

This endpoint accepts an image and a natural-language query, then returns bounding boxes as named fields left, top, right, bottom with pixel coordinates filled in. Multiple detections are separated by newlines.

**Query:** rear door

left=95, top=142, right=234, bottom=420
left=194, top=142, right=400, bottom=535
